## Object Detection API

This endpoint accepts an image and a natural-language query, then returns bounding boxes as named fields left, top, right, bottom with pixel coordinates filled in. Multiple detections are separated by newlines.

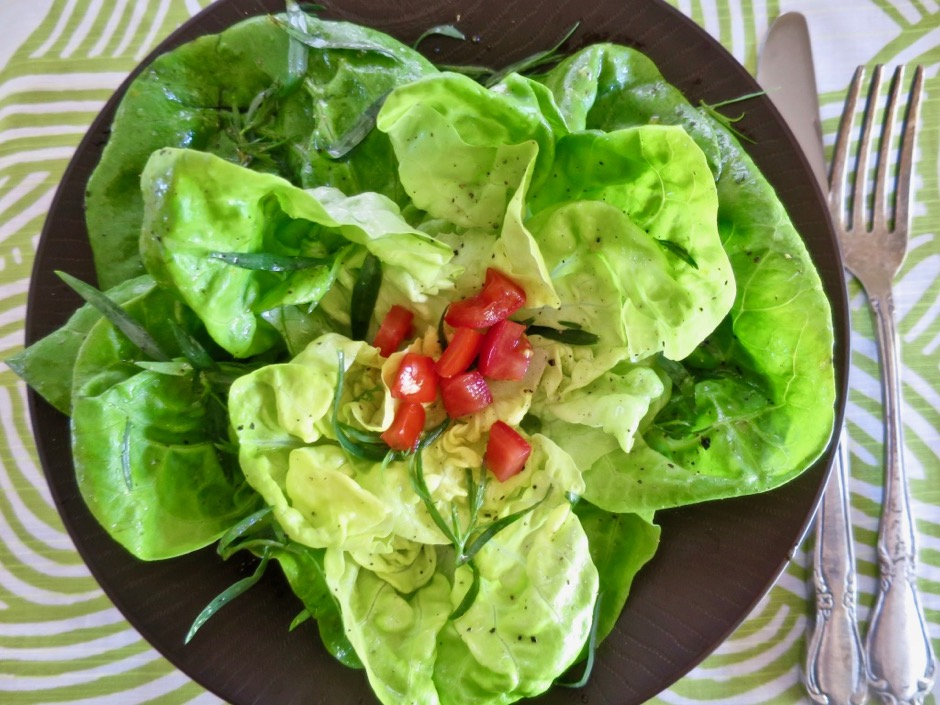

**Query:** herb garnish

left=698, top=90, right=764, bottom=143
left=655, top=239, right=699, bottom=269
left=409, top=447, right=552, bottom=620
left=350, top=253, right=383, bottom=340
left=332, top=351, right=390, bottom=461
left=57, top=271, right=169, bottom=361
left=208, top=251, right=335, bottom=272
left=526, top=324, right=599, bottom=346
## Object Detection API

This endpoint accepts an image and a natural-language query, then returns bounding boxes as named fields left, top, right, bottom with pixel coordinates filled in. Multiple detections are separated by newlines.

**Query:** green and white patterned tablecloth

left=0, top=1, right=937, bottom=703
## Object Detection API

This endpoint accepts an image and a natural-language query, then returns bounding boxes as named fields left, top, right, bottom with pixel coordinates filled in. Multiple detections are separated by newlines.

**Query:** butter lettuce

left=228, top=332, right=604, bottom=703
left=526, top=126, right=735, bottom=362
left=7, top=275, right=155, bottom=414
left=531, top=44, right=835, bottom=512
left=86, top=12, right=437, bottom=288
left=140, top=148, right=456, bottom=358
left=68, top=280, right=257, bottom=560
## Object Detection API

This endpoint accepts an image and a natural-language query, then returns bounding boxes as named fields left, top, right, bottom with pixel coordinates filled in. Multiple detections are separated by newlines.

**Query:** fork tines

left=829, top=64, right=925, bottom=239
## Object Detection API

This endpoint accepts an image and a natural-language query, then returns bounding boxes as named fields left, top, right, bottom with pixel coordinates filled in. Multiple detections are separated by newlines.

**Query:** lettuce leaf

left=526, top=126, right=735, bottom=362
left=140, top=148, right=455, bottom=358
left=532, top=44, right=835, bottom=512
left=227, top=332, right=612, bottom=704
left=69, top=282, right=257, bottom=560
left=6, top=275, right=156, bottom=414
left=86, top=13, right=438, bottom=289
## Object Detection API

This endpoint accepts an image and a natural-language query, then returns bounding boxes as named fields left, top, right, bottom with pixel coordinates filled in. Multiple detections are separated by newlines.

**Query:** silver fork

left=829, top=64, right=936, bottom=705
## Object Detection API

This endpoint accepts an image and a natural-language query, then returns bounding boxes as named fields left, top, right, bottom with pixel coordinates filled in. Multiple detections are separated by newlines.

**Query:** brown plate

left=24, top=0, right=849, bottom=703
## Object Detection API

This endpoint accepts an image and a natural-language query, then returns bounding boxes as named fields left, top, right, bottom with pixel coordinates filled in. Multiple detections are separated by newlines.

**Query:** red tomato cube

left=440, top=371, right=493, bottom=418
left=436, top=327, right=484, bottom=378
left=391, top=353, right=439, bottom=404
left=373, top=305, right=413, bottom=357
left=381, top=402, right=426, bottom=452
left=478, top=319, right=532, bottom=381
left=484, top=421, right=532, bottom=481
left=444, top=268, right=526, bottom=329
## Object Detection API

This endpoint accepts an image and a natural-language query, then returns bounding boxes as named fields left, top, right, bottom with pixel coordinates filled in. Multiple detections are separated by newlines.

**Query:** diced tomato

left=484, top=421, right=532, bottom=481
left=391, top=353, right=439, bottom=403
left=373, top=305, right=413, bottom=357
left=478, top=319, right=532, bottom=381
left=436, top=327, right=484, bottom=378
left=444, top=268, right=526, bottom=329
left=440, top=371, right=493, bottom=418
left=381, top=402, right=426, bottom=452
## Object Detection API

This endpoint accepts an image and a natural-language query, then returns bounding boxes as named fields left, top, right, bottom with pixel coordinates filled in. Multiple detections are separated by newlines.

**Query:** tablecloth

left=0, top=1, right=937, bottom=703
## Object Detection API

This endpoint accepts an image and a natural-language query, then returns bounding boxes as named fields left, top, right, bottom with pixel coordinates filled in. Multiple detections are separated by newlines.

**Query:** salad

left=8, top=4, right=836, bottom=705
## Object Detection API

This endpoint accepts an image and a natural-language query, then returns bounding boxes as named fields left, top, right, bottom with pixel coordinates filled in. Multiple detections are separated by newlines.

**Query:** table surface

left=1, top=1, right=937, bottom=704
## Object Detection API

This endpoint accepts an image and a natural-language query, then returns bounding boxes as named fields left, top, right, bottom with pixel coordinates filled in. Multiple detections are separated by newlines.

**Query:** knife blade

left=756, top=12, right=828, bottom=191
left=756, top=14, right=868, bottom=705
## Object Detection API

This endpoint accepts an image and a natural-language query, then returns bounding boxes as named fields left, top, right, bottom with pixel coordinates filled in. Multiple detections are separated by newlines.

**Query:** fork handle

left=805, top=437, right=867, bottom=705
left=865, top=288, right=937, bottom=705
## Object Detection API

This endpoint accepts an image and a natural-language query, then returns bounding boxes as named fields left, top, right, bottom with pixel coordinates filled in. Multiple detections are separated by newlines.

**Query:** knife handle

left=805, top=436, right=868, bottom=705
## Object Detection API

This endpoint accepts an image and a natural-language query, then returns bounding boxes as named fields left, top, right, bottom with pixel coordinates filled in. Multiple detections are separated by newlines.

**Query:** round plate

left=25, top=0, right=849, bottom=703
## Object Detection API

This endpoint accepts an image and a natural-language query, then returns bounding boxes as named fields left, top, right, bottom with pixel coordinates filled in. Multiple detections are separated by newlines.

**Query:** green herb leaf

left=448, top=561, right=481, bottom=621
left=121, top=420, right=133, bottom=491
left=167, top=319, right=218, bottom=371
left=350, top=253, right=383, bottom=340
left=697, top=91, right=763, bottom=144
left=459, top=486, right=554, bottom=565
left=134, top=360, right=192, bottom=376
left=409, top=448, right=459, bottom=546
left=289, top=609, right=312, bottom=631
left=185, top=549, right=271, bottom=644
left=526, top=325, right=599, bottom=346
left=275, top=18, right=397, bottom=57
left=556, top=591, right=603, bottom=688
left=483, top=22, right=579, bottom=87
left=324, top=91, right=391, bottom=159
left=56, top=271, right=170, bottom=361
left=332, top=351, right=392, bottom=461
left=435, top=63, right=496, bottom=80
left=413, top=24, right=466, bottom=49
left=216, top=506, right=274, bottom=557
left=466, top=467, right=488, bottom=530
left=208, top=251, right=332, bottom=272
left=655, top=239, right=699, bottom=269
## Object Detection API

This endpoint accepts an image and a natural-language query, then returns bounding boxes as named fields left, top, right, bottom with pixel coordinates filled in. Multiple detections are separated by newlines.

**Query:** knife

left=756, top=14, right=868, bottom=705
left=756, top=13, right=828, bottom=191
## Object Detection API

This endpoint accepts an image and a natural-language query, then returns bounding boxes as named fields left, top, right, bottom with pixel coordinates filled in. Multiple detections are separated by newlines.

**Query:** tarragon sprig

left=409, top=446, right=551, bottom=620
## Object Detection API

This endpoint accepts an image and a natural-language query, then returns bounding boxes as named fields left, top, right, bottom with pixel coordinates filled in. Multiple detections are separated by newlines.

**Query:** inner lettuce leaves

left=228, top=333, right=604, bottom=703
left=86, top=12, right=437, bottom=289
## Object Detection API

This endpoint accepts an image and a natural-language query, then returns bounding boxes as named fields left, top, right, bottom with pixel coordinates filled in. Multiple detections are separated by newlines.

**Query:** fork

left=829, top=64, right=936, bottom=705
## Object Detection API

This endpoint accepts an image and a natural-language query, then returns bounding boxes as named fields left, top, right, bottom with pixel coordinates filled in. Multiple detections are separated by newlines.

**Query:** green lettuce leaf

left=271, top=542, right=362, bottom=669
left=572, top=503, right=660, bottom=648
left=86, top=11, right=437, bottom=289
left=377, top=72, right=565, bottom=231
left=6, top=275, right=155, bottom=414
left=228, top=332, right=604, bottom=704
left=525, top=126, right=735, bottom=362
left=69, top=284, right=257, bottom=560
left=533, top=44, right=835, bottom=511
left=139, top=148, right=455, bottom=358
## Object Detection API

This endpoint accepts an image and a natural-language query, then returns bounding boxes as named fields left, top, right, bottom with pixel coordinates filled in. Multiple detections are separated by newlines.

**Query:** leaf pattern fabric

left=0, top=1, right=937, bottom=704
